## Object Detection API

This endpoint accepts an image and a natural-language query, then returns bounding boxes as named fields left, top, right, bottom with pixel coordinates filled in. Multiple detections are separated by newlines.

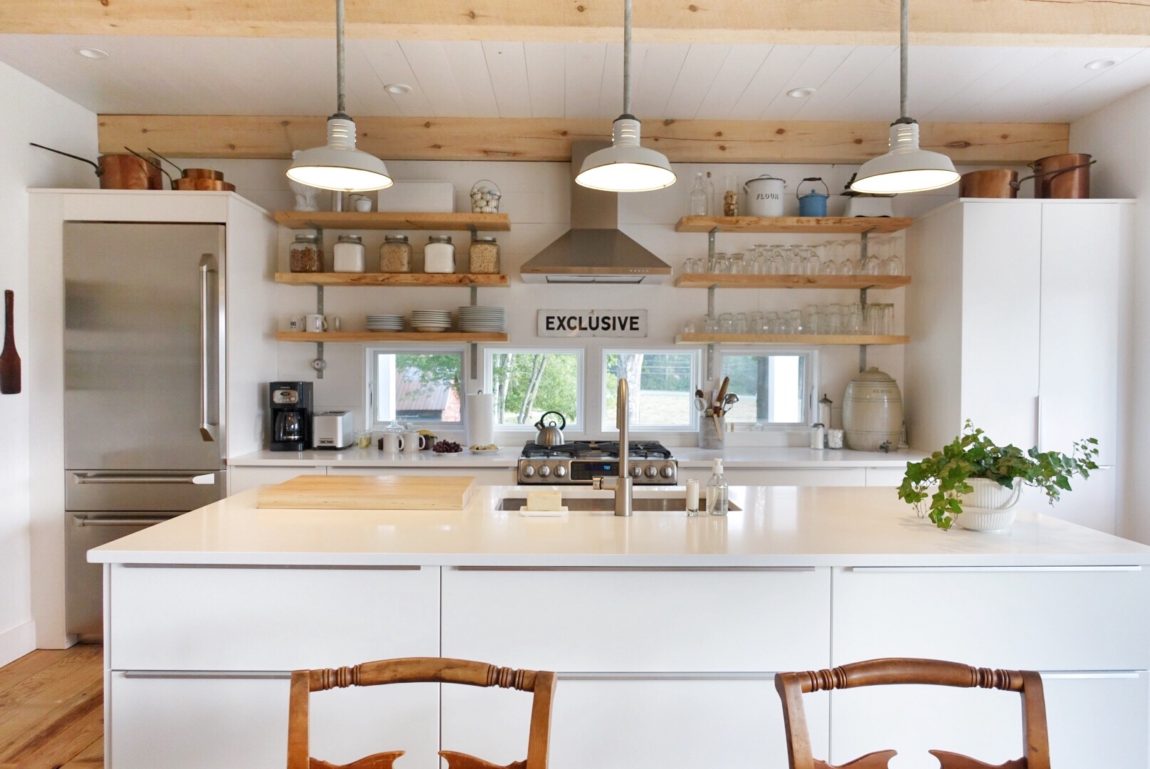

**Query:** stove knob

left=555, top=465, right=568, bottom=478
left=538, top=465, right=552, bottom=478
left=522, top=465, right=536, bottom=478
left=645, top=465, right=659, bottom=478
left=630, top=466, right=643, bottom=478
left=660, top=465, right=676, bottom=479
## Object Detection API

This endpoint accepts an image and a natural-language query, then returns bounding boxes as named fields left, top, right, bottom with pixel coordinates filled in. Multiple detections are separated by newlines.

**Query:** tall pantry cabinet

left=905, top=198, right=1133, bottom=534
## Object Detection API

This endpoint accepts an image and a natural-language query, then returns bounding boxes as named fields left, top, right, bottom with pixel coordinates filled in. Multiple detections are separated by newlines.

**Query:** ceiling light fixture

left=575, top=0, right=676, bottom=193
left=383, top=83, right=413, bottom=95
left=76, top=47, right=109, bottom=60
left=850, top=0, right=958, bottom=195
left=787, top=87, right=817, bottom=99
left=1085, top=58, right=1116, bottom=71
left=286, top=0, right=392, bottom=192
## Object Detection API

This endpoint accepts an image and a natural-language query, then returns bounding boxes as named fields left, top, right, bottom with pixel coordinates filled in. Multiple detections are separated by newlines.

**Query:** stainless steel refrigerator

left=63, top=222, right=227, bottom=640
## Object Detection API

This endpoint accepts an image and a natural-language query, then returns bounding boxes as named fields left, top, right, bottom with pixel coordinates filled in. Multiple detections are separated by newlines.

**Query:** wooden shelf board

left=673, top=274, right=911, bottom=289
left=273, top=211, right=510, bottom=231
left=277, top=331, right=509, bottom=343
left=675, top=216, right=913, bottom=234
left=274, top=272, right=508, bottom=287
left=675, top=333, right=909, bottom=345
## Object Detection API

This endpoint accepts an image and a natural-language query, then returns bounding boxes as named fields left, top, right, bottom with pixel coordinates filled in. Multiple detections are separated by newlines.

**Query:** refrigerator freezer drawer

left=65, top=470, right=224, bottom=512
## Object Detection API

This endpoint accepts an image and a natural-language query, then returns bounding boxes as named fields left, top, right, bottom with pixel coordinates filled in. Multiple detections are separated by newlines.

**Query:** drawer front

left=443, top=567, right=831, bottom=672
left=109, top=564, right=439, bottom=670
left=109, top=673, right=439, bottom=769
left=833, top=566, right=1150, bottom=669
left=445, top=677, right=829, bottom=769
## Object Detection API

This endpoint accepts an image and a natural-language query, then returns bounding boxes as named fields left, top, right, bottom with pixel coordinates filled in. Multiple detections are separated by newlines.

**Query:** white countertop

left=90, top=484, right=1150, bottom=568
left=228, top=446, right=923, bottom=469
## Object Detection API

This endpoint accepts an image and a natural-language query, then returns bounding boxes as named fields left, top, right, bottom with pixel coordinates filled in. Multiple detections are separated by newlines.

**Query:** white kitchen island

left=91, top=485, right=1150, bottom=769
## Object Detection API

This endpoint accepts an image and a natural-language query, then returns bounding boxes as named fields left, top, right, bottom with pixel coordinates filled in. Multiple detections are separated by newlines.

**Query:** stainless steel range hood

left=520, top=142, right=672, bottom=284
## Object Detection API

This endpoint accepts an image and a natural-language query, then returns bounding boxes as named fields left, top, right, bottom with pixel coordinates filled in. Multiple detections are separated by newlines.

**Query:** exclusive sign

left=538, top=309, right=647, bottom=338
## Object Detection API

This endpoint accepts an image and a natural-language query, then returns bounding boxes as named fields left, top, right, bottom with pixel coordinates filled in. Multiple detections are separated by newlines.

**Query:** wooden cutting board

left=256, top=474, right=476, bottom=510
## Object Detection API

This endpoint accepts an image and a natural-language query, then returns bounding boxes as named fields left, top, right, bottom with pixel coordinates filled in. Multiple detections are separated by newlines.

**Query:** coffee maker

left=269, top=381, right=313, bottom=451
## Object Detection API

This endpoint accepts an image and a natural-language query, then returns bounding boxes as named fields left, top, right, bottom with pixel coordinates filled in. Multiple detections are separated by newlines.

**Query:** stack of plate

left=366, top=314, right=404, bottom=332
left=410, top=309, right=453, bottom=332
left=458, top=305, right=506, bottom=332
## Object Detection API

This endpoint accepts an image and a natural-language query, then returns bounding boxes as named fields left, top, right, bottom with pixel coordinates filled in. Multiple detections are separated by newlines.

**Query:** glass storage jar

left=468, top=236, right=500, bottom=273
left=424, top=235, right=456, bottom=273
left=379, top=234, right=412, bottom=273
left=333, top=234, right=365, bottom=273
left=289, top=230, right=323, bottom=273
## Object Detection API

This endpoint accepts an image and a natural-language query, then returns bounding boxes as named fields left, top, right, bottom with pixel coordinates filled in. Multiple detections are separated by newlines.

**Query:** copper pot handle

left=1036, top=159, right=1096, bottom=181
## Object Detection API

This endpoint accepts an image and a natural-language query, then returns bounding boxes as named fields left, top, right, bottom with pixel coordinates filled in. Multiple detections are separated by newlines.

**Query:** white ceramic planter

left=957, top=478, right=1022, bottom=531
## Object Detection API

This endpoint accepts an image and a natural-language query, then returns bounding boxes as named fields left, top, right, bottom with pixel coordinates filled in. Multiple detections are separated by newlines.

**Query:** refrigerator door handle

left=73, top=472, right=218, bottom=485
left=199, top=254, right=220, bottom=443
left=74, top=516, right=172, bottom=527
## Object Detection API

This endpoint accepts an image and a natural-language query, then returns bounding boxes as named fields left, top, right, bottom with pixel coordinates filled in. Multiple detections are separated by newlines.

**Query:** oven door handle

left=73, top=516, right=172, bottom=527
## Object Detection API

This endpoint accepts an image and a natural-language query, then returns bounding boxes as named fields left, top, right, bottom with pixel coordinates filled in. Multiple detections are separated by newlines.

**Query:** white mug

left=287, top=316, right=304, bottom=331
left=380, top=432, right=403, bottom=454
left=304, top=314, right=327, bottom=333
left=402, top=431, right=426, bottom=454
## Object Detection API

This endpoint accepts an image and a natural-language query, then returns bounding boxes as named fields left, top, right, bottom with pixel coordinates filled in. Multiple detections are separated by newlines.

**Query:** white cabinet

left=906, top=199, right=1132, bottom=531
left=228, top=465, right=325, bottom=494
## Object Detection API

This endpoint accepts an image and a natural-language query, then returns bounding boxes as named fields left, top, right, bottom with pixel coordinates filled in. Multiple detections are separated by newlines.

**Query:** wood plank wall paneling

left=98, top=115, right=1069, bottom=164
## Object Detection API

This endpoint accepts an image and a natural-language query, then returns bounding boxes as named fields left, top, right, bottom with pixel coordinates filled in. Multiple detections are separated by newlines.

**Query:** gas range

left=517, top=440, right=678, bottom=485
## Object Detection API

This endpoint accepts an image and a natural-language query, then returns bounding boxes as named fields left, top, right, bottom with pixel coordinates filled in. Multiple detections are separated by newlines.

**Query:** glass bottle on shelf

left=689, top=172, right=709, bottom=216
left=705, top=172, right=717, bottom=216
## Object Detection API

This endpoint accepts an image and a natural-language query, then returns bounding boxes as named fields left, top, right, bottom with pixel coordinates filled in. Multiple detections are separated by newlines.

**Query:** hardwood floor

left=0, top=644, right=103, bottom=769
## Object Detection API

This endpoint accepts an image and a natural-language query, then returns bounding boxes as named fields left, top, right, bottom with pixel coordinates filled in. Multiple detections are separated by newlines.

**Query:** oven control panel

left=517, top=458, right=677, bottom=485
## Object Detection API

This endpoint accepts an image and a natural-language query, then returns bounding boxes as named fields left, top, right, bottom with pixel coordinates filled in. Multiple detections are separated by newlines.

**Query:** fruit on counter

left=432, top=439, right=463, bottom=453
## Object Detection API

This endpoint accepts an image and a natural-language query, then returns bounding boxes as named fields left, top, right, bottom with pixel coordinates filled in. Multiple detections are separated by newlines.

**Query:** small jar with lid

left=424, top=235, right=456, bottom=274
left=289, top=230, right=323, bottom=273
left=333, top=234, right=365, bottom=273
left=379, top=234, right=412, bottom=273
left=469, top=235, right=500, bottom=274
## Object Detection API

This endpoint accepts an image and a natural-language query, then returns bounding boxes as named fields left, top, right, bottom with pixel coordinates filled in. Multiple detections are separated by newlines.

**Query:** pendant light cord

left=899, top=0, right=908, bottom=119
left=623, top=0, right=633, bottom=116
left=336, top=0, right=347, bottom=116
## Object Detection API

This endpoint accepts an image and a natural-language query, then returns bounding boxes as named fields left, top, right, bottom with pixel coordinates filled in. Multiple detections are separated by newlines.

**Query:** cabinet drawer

left=443, top=567, right=831, bottom=671
left=445, top=677, right=828, bottom=769
left=109, top=672, right=439, bottom=769
left=109, top=564, right=439, bottom=670
left=832, top=566, right=1150, bottom=669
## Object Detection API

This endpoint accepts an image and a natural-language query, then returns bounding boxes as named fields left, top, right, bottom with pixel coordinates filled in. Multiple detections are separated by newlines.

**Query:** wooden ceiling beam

left=98, top=115, right=1067, bottom=165
left=6, top=0, right=1150, bottom=45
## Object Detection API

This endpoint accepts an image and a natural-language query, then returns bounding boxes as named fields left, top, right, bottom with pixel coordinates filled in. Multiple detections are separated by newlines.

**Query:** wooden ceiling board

left=765, top=46, right=856, bottom=121
left=664, top=44, right=731, bottom=119
left=597, top=42, right=625, bottom=120
left=729, top=45, right=816, bottom=120
left=359, top=39, right=434, bottom=117
left=563, top=43, right=607, bottom=119
left=397, top=41, right=467, bottom=117
left=792, top=46, right=894, bottom=121
left=524, top=42, right=566, bottom=118
left=695, top=45, right=773, bottom=120
left=630, top=43, right=689, bottom=119
left=444, top=41, right=501, bottom=118
left=483, top=41, right=532, bottom=117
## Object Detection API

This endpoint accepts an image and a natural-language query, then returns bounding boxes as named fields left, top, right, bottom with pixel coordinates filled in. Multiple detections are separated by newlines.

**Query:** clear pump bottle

left=689, top=172, right=709, bottom=216
left=705, top=458, right=729, bottom=516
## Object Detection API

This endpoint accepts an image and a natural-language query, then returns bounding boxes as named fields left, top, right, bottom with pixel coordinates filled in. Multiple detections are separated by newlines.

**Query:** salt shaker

left=810, top=423, right=826, bottom=450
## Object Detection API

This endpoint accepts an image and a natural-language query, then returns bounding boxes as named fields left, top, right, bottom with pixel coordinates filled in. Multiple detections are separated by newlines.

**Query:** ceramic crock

left=842, top=366, right=903, bottom=451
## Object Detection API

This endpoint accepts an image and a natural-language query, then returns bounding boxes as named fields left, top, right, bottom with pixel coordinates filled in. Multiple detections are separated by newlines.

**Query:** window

left=369, top=349, right=464, bottom=429
left=485, top=349, right=584, bottom=431
left=602, top=349, right=699, bottom=431
left=717, top=350, right=812, bottom=426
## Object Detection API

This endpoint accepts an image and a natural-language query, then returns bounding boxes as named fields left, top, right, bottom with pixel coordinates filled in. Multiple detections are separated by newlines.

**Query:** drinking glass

left=729, top=252, right=745, bottom=274
left=713, top=252, right=730, bottom=274
left=787, top=309, right=804, bottom=335
left=719, top=313, right=735, bottom=333
left=803, top=304, right=820, bottom=335
left=764, top=311, right=780, bottom=333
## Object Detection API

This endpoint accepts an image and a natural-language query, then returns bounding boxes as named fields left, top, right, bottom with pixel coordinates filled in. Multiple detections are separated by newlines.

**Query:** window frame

left=365, top=345, right=467, bottom=433
left=482, top=346, right=587, bottom=435
left=713, top=346, right=819, bottom=430
left=599, top=346, right=702, bottom=433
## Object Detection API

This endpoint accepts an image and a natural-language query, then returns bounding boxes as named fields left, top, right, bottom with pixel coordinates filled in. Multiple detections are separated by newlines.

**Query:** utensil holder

left=699, top=415, right=725, bottom=449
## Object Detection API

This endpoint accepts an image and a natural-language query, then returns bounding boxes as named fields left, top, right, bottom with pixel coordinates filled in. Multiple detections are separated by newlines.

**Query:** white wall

left=0, top=61, right=97, bottom=664
left=1072, top=87, right=1150, bottom=543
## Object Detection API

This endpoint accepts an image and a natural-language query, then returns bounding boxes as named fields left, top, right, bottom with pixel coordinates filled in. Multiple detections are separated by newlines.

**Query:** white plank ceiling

left=3, top=34, right=1150, bottom=123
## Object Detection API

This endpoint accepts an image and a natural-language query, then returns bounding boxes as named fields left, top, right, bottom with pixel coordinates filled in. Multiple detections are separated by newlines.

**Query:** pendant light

left=850, top=0, right=958, bottom=195
left=287, top=0, right=392, bottom=192
left=575, top=0, right=676, bottom=193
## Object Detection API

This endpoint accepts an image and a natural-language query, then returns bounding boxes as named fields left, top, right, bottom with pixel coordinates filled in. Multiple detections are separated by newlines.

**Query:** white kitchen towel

left=466, top=392, right=494, bottom=446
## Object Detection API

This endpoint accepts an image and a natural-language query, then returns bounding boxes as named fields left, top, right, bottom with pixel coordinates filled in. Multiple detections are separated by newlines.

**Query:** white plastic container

left=332, top=234, right=365, bottom=273
left=424, top=235, right=456, bottom=273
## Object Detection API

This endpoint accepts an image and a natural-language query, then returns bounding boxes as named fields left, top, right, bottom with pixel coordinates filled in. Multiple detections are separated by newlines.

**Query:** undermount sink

left=497, top=496, right=741, bottom=513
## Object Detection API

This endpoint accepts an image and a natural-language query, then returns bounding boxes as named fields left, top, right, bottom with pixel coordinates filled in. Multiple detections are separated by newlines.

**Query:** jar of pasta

left=288, top=230, right=323, bottom=273
left=379, top=234, right=412, bottom=272
left=468, top=236, right=500, bottom=273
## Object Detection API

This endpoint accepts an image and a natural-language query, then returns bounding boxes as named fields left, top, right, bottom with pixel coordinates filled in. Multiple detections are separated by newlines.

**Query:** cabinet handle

left=73, top=472, right=216, bottom=485
left=75, top=517, right=170, bottom=527
left=121, top=670, right=291, bottom=680
left=847, top=565, right=1142, bottom=573
left=452, top=566, right=817, bottom=573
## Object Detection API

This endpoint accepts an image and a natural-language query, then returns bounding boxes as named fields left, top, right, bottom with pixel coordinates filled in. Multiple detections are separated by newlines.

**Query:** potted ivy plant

left=898, top=420, right=1100, bottom=531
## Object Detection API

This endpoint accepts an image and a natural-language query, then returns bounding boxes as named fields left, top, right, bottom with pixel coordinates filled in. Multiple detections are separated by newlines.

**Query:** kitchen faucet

left=592, top=377, right=633, bottom=517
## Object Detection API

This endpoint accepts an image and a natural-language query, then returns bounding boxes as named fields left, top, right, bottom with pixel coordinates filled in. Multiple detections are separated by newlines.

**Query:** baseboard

left=0, top=620, right=36, bottom=666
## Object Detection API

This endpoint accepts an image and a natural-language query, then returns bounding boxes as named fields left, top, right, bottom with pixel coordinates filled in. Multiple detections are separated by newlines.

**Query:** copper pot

left=181, top=168, right=225, bottom=181
left=174, top=177, right=234, bottom=191
left=960, top=169, right=1020, bottom=198
left=1031, top=153, right=1095, bottom=199
left=29, top=143, right=162, bottom=189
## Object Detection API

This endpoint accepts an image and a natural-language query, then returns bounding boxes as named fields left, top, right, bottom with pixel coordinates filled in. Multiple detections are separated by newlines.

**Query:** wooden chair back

left=287, top=657, right=557, bottom=769
left=774, top=657, right=1050, bottom=769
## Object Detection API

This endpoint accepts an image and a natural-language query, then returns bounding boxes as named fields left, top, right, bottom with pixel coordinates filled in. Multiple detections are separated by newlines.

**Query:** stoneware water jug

left=842, top=367, right=903, bottom=451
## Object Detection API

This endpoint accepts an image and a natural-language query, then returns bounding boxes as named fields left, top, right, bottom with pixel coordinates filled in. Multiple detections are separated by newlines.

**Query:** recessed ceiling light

left=76, top=47, right=109, bottom=60
left=786, top=87, right=816, bottom=99
left=383, top=83, right=412, bottom=95
left=1085, top=58, right=1116, bottom=71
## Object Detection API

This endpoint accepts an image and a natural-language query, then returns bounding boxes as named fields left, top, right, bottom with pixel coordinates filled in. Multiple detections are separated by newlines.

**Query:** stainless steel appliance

left=517, top=440, right=677, bottom=485
left=63, top=222, right=227, bottom=641
left=313, top=409, right=353, bottom=449
left=270, top=381, right=313, bottom=451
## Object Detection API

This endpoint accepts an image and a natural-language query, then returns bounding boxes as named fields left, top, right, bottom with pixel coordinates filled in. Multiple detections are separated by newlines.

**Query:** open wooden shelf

left=273, top=211, right=510, bottom=231
left=676, top=333, right=909, bottom=345
left=675, top=215, right=913, bottom=234
left=277, top=331, right=509, bottom=343
left=674, top=274, right=910, bottom=289
left=274, top=272, right=508, bottom=287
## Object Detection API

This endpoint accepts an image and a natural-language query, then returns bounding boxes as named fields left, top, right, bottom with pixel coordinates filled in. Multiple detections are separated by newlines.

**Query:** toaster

left=312, top=410, right=355, bottom=450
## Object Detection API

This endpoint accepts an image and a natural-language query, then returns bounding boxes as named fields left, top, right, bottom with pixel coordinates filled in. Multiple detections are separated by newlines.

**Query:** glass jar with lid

left=289, top=230, right=323, bottom=273
left=333, top=234, right=365, bottom=273
left=424, top=235, right=456, bottom=274
left=379, top=234, right=412, bottom=273
left=469, top=235, right=500, bottom=274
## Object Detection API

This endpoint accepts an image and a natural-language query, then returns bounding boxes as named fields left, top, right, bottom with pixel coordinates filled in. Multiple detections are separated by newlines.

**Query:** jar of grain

left=289, top=230, right=323, bottom=273
left=333, top=234, right=365, bottom=273
left=424, top=235, right=456, bottom=273
left=379, top=234, right=412, bottom=273
left=469, top=236, right=500, bottom=273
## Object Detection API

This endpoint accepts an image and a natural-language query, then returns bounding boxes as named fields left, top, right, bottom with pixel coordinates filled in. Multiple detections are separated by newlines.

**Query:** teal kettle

left=797, top=177, right=829, bottom=217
